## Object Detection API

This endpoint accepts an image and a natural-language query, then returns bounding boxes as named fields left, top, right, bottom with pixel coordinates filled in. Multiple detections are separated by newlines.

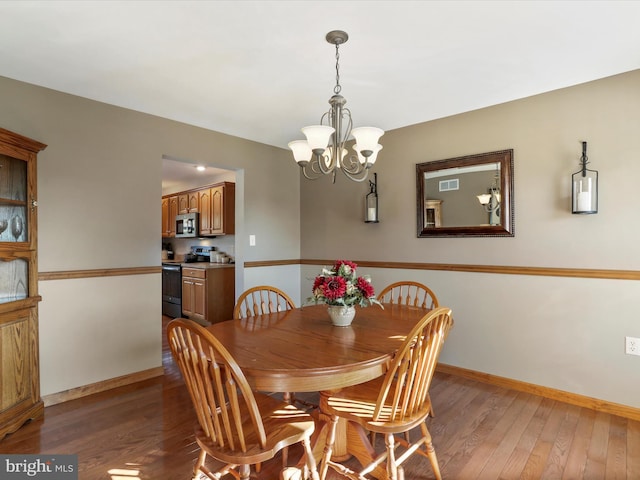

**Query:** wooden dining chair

left=167, top=318, right=319, bottom=480
left=377, top=280, right=440, bottom=424
left=318, top=307, right=454, bottom=480
left=233, top=285, right=296, bottom=320
left=376, top=281, right=439, bottom=310
left=233, top=285, right=313, bottom=408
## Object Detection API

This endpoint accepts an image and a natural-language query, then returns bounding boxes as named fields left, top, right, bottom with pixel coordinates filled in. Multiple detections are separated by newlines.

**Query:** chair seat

left=321, top=377, right=432, bottom=435
left=196, top=393, right=316, bottom=466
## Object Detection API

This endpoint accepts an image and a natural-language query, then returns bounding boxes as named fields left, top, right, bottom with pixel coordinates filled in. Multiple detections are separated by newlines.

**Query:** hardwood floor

left=0, top=316, right=638, bottom=479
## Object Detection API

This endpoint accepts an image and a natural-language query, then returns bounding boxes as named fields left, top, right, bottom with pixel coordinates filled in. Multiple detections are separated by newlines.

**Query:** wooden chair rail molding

left=39, top=266, right=161, bottom=281
left=38, top=260, right=640, bottom=281
left=437, top=363, right=640, bottom=422
left=265, top=259, right=640, bottom=281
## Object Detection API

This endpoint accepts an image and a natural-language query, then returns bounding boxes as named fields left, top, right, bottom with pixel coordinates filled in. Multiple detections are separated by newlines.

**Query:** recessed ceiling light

left=196, top=165, right=206, bottom=172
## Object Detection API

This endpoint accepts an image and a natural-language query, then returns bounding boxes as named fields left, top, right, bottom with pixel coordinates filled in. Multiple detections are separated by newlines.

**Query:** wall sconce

left=476, top=165, right=501, bottom=225
left=572, top=141, right=598, bottom=214
left=365, top=173, right=379, bottom=223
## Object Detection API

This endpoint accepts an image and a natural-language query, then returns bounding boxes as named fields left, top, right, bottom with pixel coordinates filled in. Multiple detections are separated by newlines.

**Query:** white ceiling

left=161, top=157, right=230, bottom=191
left=2, top=1, right=640, bottom=183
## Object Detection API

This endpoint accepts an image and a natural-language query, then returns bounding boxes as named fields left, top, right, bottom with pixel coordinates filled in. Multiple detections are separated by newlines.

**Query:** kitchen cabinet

left=181, top=266, right=235, bottom=325
left=178, top=192, right=199, bottom=214
left=182, top=268, right=206, bottom=320
left=161, top=195, right=178, bottom=238
left=0, top=127, right=47, bottom=440
left=201, top=182, right=235, bottom=236
left=198, top=188, right=212, bottom=235
left=162, top=181, right=234, bottom=238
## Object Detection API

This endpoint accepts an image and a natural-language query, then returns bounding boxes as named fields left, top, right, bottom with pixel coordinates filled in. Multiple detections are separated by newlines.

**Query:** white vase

left=327, top=305, right=356, bottom=327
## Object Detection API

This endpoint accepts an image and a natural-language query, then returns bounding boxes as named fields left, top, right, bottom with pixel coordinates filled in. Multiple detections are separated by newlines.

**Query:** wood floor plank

left=430, top=382, right=500, bottom=470
left=439, top=387, right=520, bottom=478
left=498, top=397, right=554, bottom=479
left=427, top=375, right=490, bottom=445
left=561, top=407, right=596, bottom=480
left=469, top=392, right=542, bottom=479
left=582, top=410, right=610, bottom=478
left=449, top=388, right=524, bottom=479
left=538, top=403, right=581, bottom=480
left=628, top=418, right=640, bottom=479
left=605, top=414, right=628, bottom=479
left=520, top=400, right=569, bottom=479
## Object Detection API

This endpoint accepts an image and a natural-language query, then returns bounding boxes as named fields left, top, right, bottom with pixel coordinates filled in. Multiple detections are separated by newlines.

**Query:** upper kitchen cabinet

left=0, top=127, right=47, bottom=439
left=161, top=195, right=178, bottom=238
left=162, top=182, right=235, bottom=238
left=202, top=182, right=235, bottom=236
left=178, top=191, right=199, bottom=214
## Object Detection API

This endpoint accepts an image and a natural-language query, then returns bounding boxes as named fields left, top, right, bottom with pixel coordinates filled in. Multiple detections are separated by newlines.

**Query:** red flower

left=312, top=276, right=327, bottom=291
left=334, top=260, right=357, bottom=272
left=356, top=276, right=375, bottom=298
left=321, top=276, right=347, bottom=301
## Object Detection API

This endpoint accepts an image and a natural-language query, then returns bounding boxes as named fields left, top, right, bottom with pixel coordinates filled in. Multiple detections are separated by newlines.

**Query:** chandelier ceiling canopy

left=288, top=30, right=384, bottom=183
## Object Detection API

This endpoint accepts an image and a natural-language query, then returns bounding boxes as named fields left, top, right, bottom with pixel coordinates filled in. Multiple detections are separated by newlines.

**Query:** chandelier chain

left=334, top=43, right=341, bottom=95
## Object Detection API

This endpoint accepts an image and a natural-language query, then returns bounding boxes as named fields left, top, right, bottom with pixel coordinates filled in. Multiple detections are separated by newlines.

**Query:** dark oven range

left=162, top=263, right=182, bottom=317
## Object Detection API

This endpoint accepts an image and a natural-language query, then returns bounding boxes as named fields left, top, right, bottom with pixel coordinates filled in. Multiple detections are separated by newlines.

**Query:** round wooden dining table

left=206, top=302, right=430, bottom=479
left=206, top=302, right=428, bottom=393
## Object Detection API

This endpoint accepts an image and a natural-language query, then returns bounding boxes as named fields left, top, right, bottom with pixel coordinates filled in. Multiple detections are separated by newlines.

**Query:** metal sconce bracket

left=571, top=141, right=598, bottom=214
left=365, top=173, right=379, bottom=223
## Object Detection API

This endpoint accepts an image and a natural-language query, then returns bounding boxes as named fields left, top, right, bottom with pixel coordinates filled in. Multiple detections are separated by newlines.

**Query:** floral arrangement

left=308, top=260, right=382, bottom=308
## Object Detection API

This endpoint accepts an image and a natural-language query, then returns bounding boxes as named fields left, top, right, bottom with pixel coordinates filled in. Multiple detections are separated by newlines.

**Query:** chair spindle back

left=233, top=286, right=295, bottom=319
left=373, top=307, right=453, bottom=422
left=167, top=319, right=267, bottom=452
left=377, top=281, right=439, bottom=310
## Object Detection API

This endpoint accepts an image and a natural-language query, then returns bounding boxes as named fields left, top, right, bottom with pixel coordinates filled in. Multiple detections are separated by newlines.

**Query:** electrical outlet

left=626, top=336, right=640, bottom=356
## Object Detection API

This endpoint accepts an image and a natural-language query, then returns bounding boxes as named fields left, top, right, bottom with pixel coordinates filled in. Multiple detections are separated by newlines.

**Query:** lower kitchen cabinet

left=181, top=266, right=235, bottom=325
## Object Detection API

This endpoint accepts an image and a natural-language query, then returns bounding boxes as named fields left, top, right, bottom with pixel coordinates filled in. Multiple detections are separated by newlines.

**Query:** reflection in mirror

left=416, top=149, right=514, bottom=237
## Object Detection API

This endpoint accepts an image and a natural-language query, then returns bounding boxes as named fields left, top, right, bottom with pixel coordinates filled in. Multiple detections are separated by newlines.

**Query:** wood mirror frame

left=416, top=149, right=514, bottom=237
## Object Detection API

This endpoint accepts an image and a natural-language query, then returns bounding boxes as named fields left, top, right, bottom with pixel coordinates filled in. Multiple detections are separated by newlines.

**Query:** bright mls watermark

left=0, top=455, right=77, bottom=479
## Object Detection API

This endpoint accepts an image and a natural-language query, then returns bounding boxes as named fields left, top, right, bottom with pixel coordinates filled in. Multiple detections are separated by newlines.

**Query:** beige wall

left=0, top=75, right=301, bottom=397
left=300, top=70, right=640, bottom=408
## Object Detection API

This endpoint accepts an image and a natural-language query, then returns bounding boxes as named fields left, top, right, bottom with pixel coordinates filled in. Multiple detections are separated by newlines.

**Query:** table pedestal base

left=309, top=409, right=389, bottom=480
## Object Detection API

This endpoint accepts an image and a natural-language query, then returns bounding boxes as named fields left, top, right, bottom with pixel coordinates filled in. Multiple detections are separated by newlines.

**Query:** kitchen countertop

left=162, top=261, right=234, bottom=269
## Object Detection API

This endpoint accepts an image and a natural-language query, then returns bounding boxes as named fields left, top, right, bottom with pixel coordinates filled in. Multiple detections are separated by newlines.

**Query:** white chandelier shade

left=288, top=140, right=312, bottom=165
left=301, top=125, right=335, bottom=153
left=353, top=143, right=383, bottom=165
left=351, top=127, right=384, bottom=154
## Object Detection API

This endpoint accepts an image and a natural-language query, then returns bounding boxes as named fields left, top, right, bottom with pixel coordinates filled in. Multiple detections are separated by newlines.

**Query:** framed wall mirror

left=416, top=149, right=514, bottom=237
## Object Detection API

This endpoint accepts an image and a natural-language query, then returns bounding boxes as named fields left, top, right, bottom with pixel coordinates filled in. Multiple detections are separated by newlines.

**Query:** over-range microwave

left=175, top=213, right=199, bottom=238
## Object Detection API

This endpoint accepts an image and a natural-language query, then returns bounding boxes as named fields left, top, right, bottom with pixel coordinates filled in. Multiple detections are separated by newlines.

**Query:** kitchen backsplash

left=164, top=235, right=235, bottom=261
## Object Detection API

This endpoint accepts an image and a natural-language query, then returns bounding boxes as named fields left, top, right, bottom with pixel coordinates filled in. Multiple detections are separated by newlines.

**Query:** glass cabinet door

left=0, top=153, right=30, bottom=304
left=0, top=259, right=28, bottom=302
left=0, top=153, right=28, bottom=243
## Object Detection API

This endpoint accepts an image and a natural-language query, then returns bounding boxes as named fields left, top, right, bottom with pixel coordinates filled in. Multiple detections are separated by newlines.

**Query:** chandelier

left=288, top=30, right=384, bottom=183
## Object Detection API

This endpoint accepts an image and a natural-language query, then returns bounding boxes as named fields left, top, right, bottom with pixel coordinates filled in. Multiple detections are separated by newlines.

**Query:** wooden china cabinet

left=0, top=128, right=46, bottom=440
